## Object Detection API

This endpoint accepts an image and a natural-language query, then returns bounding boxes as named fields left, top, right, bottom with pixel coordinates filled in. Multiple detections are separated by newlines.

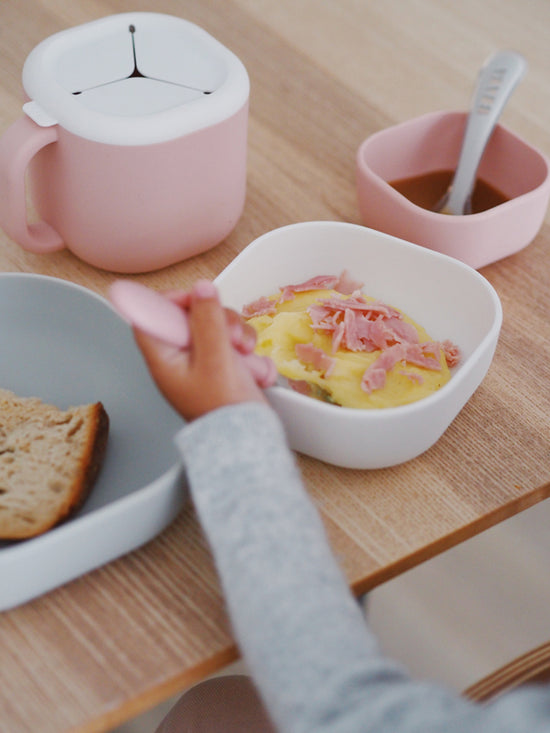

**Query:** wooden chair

left=464, top=641, right=550, bottom=703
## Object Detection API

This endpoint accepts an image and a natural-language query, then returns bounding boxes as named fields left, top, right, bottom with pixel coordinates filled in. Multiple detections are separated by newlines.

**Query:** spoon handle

left=444, top=50, right=527, bottom=215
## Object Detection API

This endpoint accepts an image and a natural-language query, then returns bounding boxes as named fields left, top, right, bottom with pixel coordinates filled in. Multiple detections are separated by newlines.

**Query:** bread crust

left=52, top=402, right=110, bottom=533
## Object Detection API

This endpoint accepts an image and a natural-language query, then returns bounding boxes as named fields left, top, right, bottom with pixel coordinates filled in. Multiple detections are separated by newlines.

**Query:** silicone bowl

left=356, top=111, right=550, bottom=270
left=215, top=221, right=502, bottom=469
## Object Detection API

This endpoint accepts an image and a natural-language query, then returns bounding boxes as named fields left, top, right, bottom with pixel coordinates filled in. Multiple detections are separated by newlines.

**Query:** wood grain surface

left=0, top=1, right=549, bottom=731
left=465, top=640, right=550, bottom=702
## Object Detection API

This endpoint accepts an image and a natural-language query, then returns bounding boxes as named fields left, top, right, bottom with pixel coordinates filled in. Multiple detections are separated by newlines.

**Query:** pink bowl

left=356, top=110, right=550, bottom=269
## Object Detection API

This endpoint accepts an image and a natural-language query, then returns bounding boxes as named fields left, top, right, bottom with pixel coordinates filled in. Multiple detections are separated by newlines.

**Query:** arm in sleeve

left=175, top=402, right=550, bottom=733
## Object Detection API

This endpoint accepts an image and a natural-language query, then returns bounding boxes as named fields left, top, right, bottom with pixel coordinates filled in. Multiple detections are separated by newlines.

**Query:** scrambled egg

left=246, top=289, right=451, bottom=409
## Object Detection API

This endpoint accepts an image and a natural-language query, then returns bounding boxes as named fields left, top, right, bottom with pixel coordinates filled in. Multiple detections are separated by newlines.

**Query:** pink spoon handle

left=108, top=280, right=277, bottom=388
left=109, top=279, right=191, bottom=348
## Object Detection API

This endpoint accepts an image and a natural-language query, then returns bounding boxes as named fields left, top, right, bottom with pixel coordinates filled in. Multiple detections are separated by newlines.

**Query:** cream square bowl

left=215, top=221, right=502, bottom=469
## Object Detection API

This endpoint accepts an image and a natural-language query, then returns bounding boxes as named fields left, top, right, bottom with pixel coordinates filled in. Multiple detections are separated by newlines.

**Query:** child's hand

left=133, top=280, right=269, bottom=421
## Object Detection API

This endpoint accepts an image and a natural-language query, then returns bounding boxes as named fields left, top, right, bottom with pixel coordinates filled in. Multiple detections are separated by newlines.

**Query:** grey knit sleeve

left=175, top=402, right=550, bottom=733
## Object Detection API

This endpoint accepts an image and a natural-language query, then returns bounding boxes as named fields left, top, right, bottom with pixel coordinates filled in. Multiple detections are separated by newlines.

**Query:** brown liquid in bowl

left=390, top=170, right=509, bottom=213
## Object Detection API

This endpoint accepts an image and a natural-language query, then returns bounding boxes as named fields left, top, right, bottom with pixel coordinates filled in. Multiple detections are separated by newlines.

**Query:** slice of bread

left=0, top=389, right=109, bottom=540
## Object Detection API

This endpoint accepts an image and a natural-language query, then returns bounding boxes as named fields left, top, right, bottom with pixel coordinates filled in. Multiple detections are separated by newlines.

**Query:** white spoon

left=436, top=50, right=527, bottom=215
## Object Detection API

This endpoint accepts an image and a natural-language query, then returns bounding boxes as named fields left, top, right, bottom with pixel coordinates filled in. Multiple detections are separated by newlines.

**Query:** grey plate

left=0, top=274, right=186, bottom=610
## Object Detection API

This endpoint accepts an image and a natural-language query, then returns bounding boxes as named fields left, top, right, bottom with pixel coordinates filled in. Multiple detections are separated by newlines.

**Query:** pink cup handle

left=0, top=115, right=64, bottom=253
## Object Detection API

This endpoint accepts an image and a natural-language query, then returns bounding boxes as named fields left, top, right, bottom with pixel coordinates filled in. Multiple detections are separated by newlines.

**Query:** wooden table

left=1, top=1, right=549, bottom=731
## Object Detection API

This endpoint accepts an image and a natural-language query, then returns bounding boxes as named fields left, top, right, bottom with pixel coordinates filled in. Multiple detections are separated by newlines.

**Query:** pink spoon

left=108, top=280, right=278, bottom=389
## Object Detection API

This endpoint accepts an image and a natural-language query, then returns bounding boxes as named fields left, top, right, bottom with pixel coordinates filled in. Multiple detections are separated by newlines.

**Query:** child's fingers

left=132, top=327, right=189, bottom=390
left=164, top=290, right=191, bottom=306
left=226, top=311, right=257, bottom=354
left=133, top=282, right=269, bottom=420
left=188, top=281, right=235, bottom=370
left=164, top=286, right=256, bottom=354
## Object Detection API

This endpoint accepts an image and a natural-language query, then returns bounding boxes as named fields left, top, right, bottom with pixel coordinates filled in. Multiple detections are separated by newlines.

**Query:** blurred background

left=114, top=496, right=550, bottom=731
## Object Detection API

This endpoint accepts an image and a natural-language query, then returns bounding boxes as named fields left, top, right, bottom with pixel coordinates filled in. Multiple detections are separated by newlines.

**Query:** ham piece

left=442, top=339, right=461, bottom=368
left=306, top=292, right=460, bottom=394
left=333, top=269, right=364, bottom=295
left=243, top=271, right=364, bottom=314
left=279, top=275, right=341, bottom=302
left=279, top=270, right=364, bottom=302
left=242, top=296, right=278, bottom=318
left=287, top=379, right=313, bottom=397
left=361, top=342, right=442, bottom=394
left=308, top=295, right=413, bottom=353
left=295, top=343, right=336, bottom=377
left=242, top=272, right=461, bottom=396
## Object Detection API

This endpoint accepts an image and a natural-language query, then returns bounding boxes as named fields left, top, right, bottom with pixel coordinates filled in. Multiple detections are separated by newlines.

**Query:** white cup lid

left=22, top=12, right=249, bottom=145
